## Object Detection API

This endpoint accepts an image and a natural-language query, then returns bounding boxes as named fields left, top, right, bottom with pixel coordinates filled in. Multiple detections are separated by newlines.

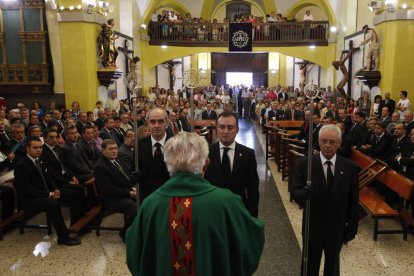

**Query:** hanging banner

left=228, top=23, right=252, bottom=52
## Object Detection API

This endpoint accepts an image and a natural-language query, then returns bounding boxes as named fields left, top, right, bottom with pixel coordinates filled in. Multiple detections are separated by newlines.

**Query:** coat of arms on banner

left=232, top=30, right=249, bottom=49
left=229, top=23, right=252, bottom=52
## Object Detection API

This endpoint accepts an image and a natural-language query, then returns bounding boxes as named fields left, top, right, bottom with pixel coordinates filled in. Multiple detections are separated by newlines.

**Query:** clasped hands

left=49, top=189, right=60, bottom=199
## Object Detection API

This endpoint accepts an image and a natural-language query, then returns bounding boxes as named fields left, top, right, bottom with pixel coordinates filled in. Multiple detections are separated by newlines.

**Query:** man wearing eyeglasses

left=204, top=111, right=259, bottom=217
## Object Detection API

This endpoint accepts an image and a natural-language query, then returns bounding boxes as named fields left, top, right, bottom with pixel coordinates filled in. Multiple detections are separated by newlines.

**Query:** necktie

left=88, top=141, right=97, bottom=155
left=325, top=160, right=334, bottom=189
left=53, top=146, right=68, bottom=174
left=304, top=121, right=309, bottom=134
left=35, top=159, right=49, bottom=192
left=173, top=123, right=179, bottom=135
left=114, top=160, right=130, bottom=181
left=291, top=109, right=295, bottom=121
left=222, top=147, right=231, bottom=177
left=154, top=142, right=164, bottom=170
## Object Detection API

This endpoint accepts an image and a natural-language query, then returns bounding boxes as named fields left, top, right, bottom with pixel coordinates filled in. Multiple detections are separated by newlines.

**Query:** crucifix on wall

left=332, top=40, right=359, bottom=98
left=295, top=60, right=313, bottom=89
left=161, top=60, right=182, bottom=89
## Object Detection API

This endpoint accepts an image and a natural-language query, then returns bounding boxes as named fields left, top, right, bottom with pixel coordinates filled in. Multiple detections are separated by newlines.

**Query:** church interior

left=1, top=0, right=414, bottom=275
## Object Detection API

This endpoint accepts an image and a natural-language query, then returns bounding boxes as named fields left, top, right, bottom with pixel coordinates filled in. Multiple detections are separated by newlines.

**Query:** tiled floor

left=1, top=120, right=413, bottom=276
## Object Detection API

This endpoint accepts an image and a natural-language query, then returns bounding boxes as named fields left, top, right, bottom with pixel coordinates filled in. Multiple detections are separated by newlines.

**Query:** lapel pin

left=239, top=153, right=242, bottom=156
left=340, top=171, right=344, bottom=174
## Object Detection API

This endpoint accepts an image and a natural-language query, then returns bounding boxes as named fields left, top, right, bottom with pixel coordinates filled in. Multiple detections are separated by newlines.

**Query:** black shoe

left=58, top=237, right=81, bottom=246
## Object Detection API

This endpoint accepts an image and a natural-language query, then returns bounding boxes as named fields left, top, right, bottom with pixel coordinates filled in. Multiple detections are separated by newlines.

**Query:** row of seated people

left=0, top=106, right=201, bottom=241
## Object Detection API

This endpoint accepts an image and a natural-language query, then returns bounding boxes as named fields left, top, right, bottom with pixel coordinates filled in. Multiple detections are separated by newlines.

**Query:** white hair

left=319, top=124, right=342, bottom=141
left=164, top=132, right=209, bottom=175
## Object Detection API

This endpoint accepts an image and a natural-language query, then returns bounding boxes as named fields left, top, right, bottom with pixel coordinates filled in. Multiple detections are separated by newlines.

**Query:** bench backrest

left=351, top=148, right=414, bottom=200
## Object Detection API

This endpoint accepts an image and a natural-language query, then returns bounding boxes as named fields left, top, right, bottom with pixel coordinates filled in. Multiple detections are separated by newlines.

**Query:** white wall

left=285, top=56, right=294, bottom=86
left=157, top=64, right=170, bottom=90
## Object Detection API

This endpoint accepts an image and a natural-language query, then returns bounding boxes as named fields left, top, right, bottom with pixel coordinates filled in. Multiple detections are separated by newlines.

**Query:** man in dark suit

left=337, top=108, right=352, bottom=134
left=379, top=107, right=392, bottom=127
left=14, top=138, right=81, bottom=246
left=201, top=103, right=218, bottom=120
left=368, top=121, right=392, bottom=160
left=61, top=126, right=93, bottom=183
left=325, top=104, right=339, bottom=121
left=94, top=139, right=137, bottom=242
left=113, top=116, right=125, bottom=144
left=99, top=118, right=121, bottom=146
left=76, top=112, right=91, bottom=134
left=138, top=108, right=171, bottom=202
left=292, top=125, right=359, bottom=276
left=284, top=102, right=303, bottom=121
left=348, top=111, right=367, bottom=147
left=94, top=110, right=105, bottom=130
left=77, top=125, right=100, bottom=170
left=277, top=89, right=289, bottom=102
left=118, top=129, right=135, bottom=176
left=384, top=123, right=409, bottom=168
left=403, top=111, right=414, bottom=135
left=177, top=108, right=191, bottom=132
left=204, top=112, right=259, bottom=217
left=41, top=128, right=86, bottom=221
left=378, top=92, right=396, bottom=116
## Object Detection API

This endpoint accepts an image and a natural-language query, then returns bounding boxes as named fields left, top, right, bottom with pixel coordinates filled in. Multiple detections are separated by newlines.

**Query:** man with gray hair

left=138, top=107, right=171, bottom=202
left=126, top=132, right=264, bottom=276
left=292, top=124, right=359, bottom=276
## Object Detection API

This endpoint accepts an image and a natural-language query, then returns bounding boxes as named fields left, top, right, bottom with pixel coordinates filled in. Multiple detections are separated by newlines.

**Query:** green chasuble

left=126, top=172, right=265, bottom=276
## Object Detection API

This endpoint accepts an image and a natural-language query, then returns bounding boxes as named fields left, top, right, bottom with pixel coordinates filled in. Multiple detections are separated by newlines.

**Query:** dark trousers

left=60, top=184, right=86, bottom=225
left=28, top=198, right=69, bottom=240
left=0, top=186, right=15, bottom=219
left=303, top=240, right=342, bottom=276
left=104, top=197, right=137, bottom=234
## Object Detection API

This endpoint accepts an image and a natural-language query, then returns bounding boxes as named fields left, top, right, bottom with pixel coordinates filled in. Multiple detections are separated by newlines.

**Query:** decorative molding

left=374, top=9, right=414, bottom=25
left=19, top=32, right=46, bottom=42
left=0, top=0, right=43, bottom=9
left=57, top=12, right=106, bottom=25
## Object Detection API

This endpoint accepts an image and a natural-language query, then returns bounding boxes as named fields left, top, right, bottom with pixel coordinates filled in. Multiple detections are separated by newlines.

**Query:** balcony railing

left=148, top=21, right=329, bottom=47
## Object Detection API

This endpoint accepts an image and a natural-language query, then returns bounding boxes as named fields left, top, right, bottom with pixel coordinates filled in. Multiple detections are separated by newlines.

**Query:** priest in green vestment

left=126, top=132, right=264, bottom=276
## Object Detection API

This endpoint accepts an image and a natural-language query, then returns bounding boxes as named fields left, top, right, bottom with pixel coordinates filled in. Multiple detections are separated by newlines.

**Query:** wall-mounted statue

left=359, top=25, right=379, bottom=71
left=97, top=19, right=118, bottom=68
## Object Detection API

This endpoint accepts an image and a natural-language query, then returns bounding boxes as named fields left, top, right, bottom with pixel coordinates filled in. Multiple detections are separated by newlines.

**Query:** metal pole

left=133, top=92, right=140, bottom=210
left=302, top=100, right=314, bottom=276
left=302, top=84, right=319, bottom=276
left=190, top=87, right=194, bottom=132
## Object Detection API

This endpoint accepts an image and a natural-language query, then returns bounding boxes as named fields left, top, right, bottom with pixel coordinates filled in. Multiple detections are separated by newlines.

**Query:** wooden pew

left=264, top=124, right=278, bottom=160
left=288, top=149, right=305, bottom=202
left=0, top=175, right=26, bottom=240
left=351, top=148, right=414, bottom=240
left=268, top=120, right=303, bottom=135
left=281, top=138, right=305, bottom=181
left=190, top=120, right=216, bottom=144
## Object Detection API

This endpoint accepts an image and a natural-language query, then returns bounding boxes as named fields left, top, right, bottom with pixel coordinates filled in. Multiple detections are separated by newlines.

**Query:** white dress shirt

left=219, top=141, right=236, bottom=172
left=320, top=153, right=336, bottom=183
